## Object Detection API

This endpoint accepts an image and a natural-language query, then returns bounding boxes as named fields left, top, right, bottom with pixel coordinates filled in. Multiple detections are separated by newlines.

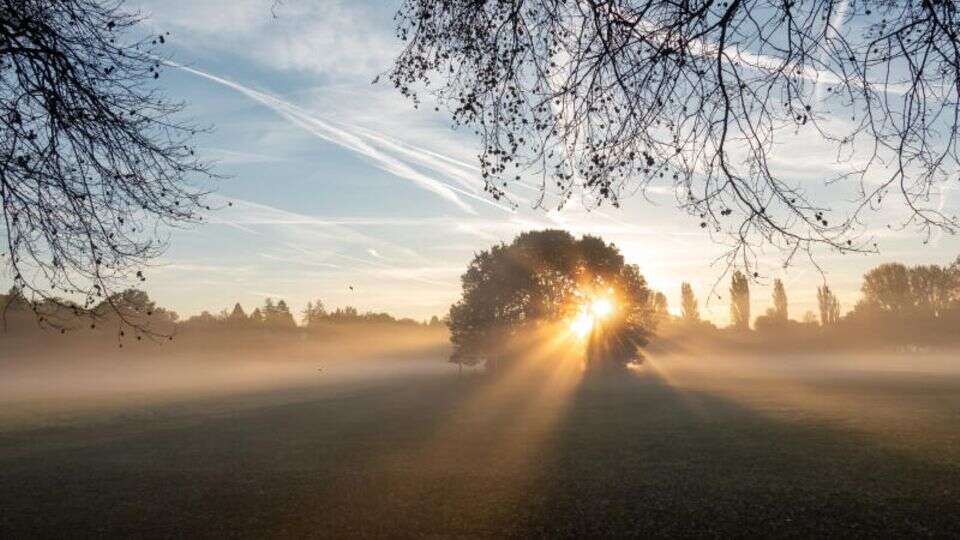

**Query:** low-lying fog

left=0, top=318, right=960, bottom=440
left=0, top=328, right=455, bottom=430
left=3, top=333, right=959, bottom=437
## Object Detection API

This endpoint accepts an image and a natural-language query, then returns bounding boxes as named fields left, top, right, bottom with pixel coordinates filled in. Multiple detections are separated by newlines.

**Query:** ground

left=1, top=354, right=959, bottom=537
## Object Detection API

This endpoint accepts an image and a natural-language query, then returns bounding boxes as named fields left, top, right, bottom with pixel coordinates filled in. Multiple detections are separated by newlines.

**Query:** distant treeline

left=659, top=258, right=960, bottom=351
left=3, top=257, right=959, bottom=354
left=0, top=289, right=446, bottom=340
left=181, top=299, right=445, bottom=331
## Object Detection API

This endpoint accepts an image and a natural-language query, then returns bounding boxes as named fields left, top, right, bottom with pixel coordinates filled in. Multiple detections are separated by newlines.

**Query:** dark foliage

left=0, top=288, right=444, bottom=346
left=448, top=229, right=658, bottom=369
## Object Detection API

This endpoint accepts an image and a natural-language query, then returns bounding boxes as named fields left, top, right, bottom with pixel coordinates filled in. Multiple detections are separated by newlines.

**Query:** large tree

left=1, top=0, right=212, bottom=329
left=448, top=230, right=657, bottom=369
left=859, top=263, right=913, bottom=315
left=857, top=262, right=957, bottom=319
left=389, top=0, right=960, bottom=266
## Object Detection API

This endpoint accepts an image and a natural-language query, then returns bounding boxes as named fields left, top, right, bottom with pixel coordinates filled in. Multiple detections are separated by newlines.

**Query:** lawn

left=1, top=354, right=959, bottom=537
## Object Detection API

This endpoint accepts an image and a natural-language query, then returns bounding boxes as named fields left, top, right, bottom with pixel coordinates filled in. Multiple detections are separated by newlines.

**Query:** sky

left=69, top=0, right=960, bottom=324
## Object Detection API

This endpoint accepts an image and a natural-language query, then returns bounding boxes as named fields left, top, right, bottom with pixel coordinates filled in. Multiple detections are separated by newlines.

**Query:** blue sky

left=102, top=0, right=960, bottom=324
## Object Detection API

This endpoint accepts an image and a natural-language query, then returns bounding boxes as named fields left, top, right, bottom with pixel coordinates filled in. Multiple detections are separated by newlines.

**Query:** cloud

left=135, top=0, right=394, bottom=79
left=173, top=64, right=521, bottom=215
left=202, top=147, right=288, bottom=165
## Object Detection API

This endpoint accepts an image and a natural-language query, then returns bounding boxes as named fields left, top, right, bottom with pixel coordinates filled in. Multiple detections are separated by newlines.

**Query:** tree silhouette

left=302, top=300, right=327, bottom=327
left=92, top=288, right=177, bottom=338
left=1, top=1, right=213, bottom=326
left=448, top=230, right=657, bottom=369
left=859, top=263, right=913, bottom=316
left=817, top=285, right=841, bottom=327
left=729, top=271, right=750, bottom=330
left=228, top=303, right=247, bottom=324
left=772, top=279, right=788, bottom=321
left=680, top=282, right=699, bottom=323
left=857, top=262, right=957, bottom=320
left=754, top=279, right=789, bottom=332
left=328, top=306, right=359, bottom=323
left=268, top=299, right=296, bottom=328
left=649, top=291, right=670, bottom=326
left=908, top=265, right=955, bottom=319
left=389, top=0, right=960, bottom=265
left=278, top=300, right=295, bottom=326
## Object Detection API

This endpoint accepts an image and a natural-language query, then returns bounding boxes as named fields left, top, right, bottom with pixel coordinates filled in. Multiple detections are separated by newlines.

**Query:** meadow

left=1, top=352, right=959, bottom=537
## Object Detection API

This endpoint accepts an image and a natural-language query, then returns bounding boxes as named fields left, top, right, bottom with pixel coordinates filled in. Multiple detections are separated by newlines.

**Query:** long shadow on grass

left=522, top=368, right=960, bottom=537
left=1, top=365, right=959, bottom=537
left=0, top=372, right=472, bottom=537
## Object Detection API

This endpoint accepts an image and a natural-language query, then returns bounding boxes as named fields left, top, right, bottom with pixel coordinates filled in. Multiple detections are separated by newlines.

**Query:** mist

left=0, top=324, right=452, bottom=431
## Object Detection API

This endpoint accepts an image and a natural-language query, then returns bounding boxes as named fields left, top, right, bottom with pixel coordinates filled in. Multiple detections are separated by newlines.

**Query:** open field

left=2, top=353, right=960, bottom=537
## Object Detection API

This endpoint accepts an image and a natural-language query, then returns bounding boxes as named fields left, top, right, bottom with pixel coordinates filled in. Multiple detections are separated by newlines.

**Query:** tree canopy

left=448, top=230, right=658, bottom=369
left=855, top=262, right=958, bottom=320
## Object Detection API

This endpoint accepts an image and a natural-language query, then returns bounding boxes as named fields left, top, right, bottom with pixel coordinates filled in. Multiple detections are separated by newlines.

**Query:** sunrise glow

left=569, top=296, right=615, bottom=338
left=590, top=297, right=614, bottom=318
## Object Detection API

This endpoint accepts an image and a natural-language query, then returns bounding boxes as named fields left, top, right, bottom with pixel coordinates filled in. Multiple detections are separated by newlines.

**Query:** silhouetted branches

left=390, top=0, right=960, bottom=268
left=0, top=0, right=213, bottom=333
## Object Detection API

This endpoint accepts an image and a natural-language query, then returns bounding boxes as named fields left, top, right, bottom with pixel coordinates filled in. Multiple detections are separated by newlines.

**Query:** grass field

left=2, top=353, right=959, bottom=537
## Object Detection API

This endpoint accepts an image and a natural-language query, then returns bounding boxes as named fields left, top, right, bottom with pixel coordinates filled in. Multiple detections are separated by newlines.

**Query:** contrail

left=173, top=64, right=515, bottom=214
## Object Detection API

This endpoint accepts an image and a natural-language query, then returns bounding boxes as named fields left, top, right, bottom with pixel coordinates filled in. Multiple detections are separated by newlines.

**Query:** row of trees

left=445, top=230, right=960, bottom=370
left=0, top=289, right=446, bottom=337
left=669, top=257, right=960, bottom=345
left=1, top=287, right=179, bottom=335
left=444, top=230, right=960, bottom=370
left=182, top=298, right=445, bottom=330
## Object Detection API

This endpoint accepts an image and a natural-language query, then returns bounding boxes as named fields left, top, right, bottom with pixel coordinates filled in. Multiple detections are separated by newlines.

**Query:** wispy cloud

left=174, top=64, right=497, bottom=214
left=202, top=147, right=288, bottom=165
left=137, top=0, right=394, bottom=80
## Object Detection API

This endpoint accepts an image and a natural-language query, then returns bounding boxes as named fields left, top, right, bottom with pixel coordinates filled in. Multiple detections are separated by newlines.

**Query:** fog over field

left=0, top=329, right=452, bottom=431
left=4, top=345, right=958, bottom=437
left=3, top=341, right=960, bottom=536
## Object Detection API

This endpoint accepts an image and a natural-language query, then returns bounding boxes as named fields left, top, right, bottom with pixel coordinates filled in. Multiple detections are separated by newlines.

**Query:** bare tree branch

left=0, top=0, right=216, bottom=334
left=389, top=0, right=960, bottom=271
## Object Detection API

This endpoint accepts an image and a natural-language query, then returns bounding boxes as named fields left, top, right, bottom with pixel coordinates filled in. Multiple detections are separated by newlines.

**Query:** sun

left=590, top=297, right=613, bottom=318
left=569, top=296, right=615, bottom=338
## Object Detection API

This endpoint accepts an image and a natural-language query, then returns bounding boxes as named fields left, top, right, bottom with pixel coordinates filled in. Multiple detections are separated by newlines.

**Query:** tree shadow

left=2, top=365, right=959, bottom=537
left=523, top=368, right=960, bottom=536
